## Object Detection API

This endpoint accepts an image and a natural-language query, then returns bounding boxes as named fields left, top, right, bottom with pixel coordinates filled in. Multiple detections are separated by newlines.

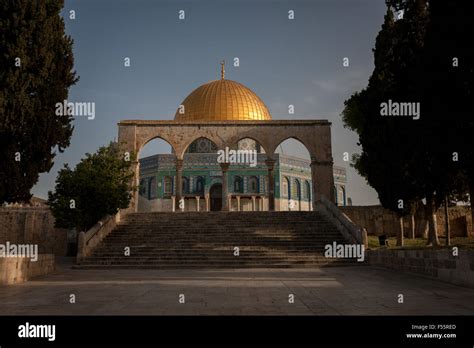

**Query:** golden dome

left=175, top=70, right=271, bottom=122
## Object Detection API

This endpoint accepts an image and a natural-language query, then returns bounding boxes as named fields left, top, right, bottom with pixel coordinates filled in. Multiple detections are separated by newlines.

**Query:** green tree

left=342, top=0, right=466, bottom=246
left=0, top=0, right=78, bottom=203
left=420, top=0, right=474, bottom=231
left=48, top=143, right=135, bottom=232
left=342, top=6, right=423, bottom=245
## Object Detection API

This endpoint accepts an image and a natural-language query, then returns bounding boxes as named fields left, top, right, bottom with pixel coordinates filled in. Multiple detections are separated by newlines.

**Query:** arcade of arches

left=119, top=120, right=343, bottom=213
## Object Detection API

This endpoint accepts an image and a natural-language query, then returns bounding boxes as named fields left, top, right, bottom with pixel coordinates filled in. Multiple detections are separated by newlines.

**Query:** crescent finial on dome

left=220, top=60, right=225, bottom=79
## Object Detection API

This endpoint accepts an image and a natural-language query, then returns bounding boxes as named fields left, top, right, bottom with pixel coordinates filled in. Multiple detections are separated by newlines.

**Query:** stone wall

left=340, top=205, right=472, bottom=238
left=0, top=207, right=68, bottom=256
left=0, top=254, right=55, bottom=285
left=367, top=249, right=474, bottom=288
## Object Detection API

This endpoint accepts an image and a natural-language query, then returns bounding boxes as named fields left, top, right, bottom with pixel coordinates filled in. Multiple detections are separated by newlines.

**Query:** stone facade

left=340, top=205, right=472, bottom=238
left=0, top=207, right=68, bottom=256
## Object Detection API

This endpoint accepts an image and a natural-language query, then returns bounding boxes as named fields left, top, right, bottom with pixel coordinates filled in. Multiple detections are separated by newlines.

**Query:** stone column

left=220, top=162, right=230, bottom=211
left=252, top=196, right=256, bottom=211
left=465, top=214, right=472, bottom=237
left=408, top=214, right=415, bottom=239
left=175, top=158, right=184, bottom=211
left=131, top=160, right=140, bottom=212
left=265, top=159, right=276, bottom=211
left=196, top=196, right=200, bottom=212
left=310, top=158, right=335, bottom=205
left=205, top=194, right=210, bottom=212
left=236, top=196, right=240, bottom=211
left=397, top=215, right=404, bottom=246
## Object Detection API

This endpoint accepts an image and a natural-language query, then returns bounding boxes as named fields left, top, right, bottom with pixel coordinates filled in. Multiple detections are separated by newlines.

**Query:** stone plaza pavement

left=1, top=261, right=474, bottom=315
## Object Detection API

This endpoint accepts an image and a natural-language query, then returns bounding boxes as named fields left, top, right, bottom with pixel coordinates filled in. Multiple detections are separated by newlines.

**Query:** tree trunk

left=408, top=214, right=415, bottom=239
left=469, top=179, right=474, bottom=236
left=397, top=215, right=404, bottom=246
left=426, top=195, right=439, bottom=246
left=417, top=217, right=429, bottom=239
left=415, top=204, right=428, bottom=238
left=444, top=195, right=450, bottom=247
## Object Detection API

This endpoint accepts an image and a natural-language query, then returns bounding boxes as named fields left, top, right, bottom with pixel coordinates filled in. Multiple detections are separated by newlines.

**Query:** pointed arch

left=269, top=136, right=312, bottom=157
left=228, top=136, right=268, bottom=154
left=184, top=137, right=219, bottom=154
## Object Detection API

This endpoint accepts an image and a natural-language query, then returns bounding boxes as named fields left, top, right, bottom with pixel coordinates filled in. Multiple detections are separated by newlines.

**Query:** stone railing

left=77, top=211, right=122, bottom=263
left=0, top=254, right=55, bottom=285
left=316, top=196, right=368, bottom=247
left=367, top=249, right=474, bottom=289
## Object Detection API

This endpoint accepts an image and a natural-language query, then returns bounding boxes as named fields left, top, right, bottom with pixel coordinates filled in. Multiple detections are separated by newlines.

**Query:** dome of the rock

left=175, top=64, right=271, bottom=121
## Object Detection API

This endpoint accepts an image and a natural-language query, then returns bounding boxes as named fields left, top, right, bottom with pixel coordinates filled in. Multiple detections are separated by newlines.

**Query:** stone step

left=92, top=245, right=343, bottom=251
left=81, top=259, right=359, bottom=264
left=112, top=228, right=339, bottom=230
left=73, top=263, right=360, bottom=269
left=83, top=257, right=358, bottom=263
left=90, top=245, right=343, bottom=249
left=113, top=226, right=336, bottom=230
left=96, top=238, right=344, bottom=241
left=107, top=231, right=341, bottom=234
left=78, top=257, right=359, bottom=263
left=78, top=262, right=359, bottom=267
left=87, top=251, right=340, bottom=256
left=75, top=266, right=358, bottom=270
left=104, top=235, right=342, bottom=239
left=118, top=219, right=329, bottom=223
left=100, top=233, right=344, bottom=237
left=110, top=232, right=340, bottom=235
left=89, top=247, right=350, bottom=253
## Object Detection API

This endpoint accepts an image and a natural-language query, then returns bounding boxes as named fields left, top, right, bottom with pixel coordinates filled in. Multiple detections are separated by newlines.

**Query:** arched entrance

left=210, top=184, right=222, bottom=211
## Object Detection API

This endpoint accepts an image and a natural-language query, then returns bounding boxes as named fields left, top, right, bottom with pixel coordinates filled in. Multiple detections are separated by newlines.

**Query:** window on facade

left=164, top=176, right=172, bottom=196
left=339, top=186, right=345, bottom=206
left=148, top=177, right=157, bottom=199
left=139, top=179, right=146, bottom=196
left=196, top=176, right=204, bottom=194
left=283, top=177, right=290, bottom=198
left=305, top=181, right=311, bottom=201
left=182, top=177, right=190, bottom=194
left=248, top=176, right=259, bottom=193
left=234, top=176, right=243, bottom=193
left=295, top=179, right=301, bottom=200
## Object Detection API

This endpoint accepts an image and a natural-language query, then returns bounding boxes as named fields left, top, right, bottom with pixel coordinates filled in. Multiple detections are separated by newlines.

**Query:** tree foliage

left=422, top=0, right=474, bottom=226
left=0, top=0, right=78, bottom=203
left=48, top=143, right=135, bottom=232
left=342, top=0, right=474, bottom=245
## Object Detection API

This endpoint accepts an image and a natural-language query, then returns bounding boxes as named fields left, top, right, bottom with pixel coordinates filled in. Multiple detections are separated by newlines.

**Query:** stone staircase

left=75, top=211, right=362, bottom=269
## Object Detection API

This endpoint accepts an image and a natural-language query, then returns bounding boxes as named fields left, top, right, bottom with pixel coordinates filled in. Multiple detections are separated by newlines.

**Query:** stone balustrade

left=77, top=211, right=122, bottom=262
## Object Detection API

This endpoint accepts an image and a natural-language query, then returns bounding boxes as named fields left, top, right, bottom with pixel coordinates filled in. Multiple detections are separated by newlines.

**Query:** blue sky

left=32, top=0, right=387, bottom=205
